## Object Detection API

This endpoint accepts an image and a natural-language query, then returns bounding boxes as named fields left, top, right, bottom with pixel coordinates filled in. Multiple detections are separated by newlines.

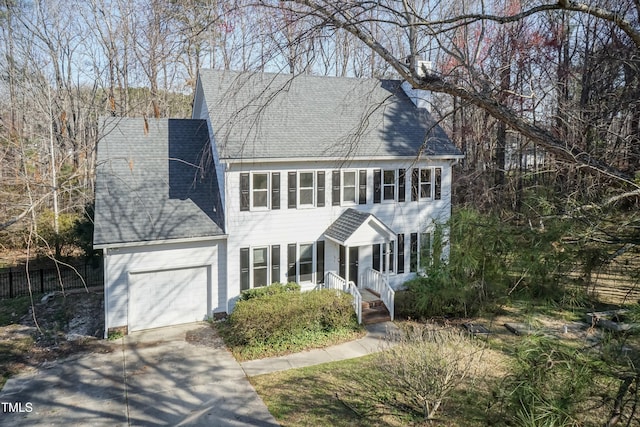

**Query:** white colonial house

left=94, top=68, right=463, bottom=337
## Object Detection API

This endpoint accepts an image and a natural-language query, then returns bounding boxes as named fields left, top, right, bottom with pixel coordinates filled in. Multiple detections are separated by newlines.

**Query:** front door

left=339, top=246, right=359, bottom=286
left=349, top=247, right=359, bottom=286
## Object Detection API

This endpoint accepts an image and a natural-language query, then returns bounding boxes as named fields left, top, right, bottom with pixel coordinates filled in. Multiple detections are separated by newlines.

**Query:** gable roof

left=93, top=117, right=224, bottom=248
left=197, top=69, right=462, bottom=161
left=324, top=208, right=396, bottom=246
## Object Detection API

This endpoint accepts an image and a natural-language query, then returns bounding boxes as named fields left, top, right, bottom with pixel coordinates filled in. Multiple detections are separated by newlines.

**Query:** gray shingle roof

left=324, top=209, right=372, bottom=243
left=323, top=208, right=398, bottom=245
left=198, top=69, right=462, bottom=160
left=94, top=117, right=224, bottom=247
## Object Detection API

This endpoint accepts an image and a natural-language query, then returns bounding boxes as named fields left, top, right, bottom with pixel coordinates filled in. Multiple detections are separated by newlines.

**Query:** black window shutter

left=288, top=172, right=297, bottom=208
left=373, top=169, right=381, bottom=204
left=287, top=243, right=297, bottom=280
left=434, top=168, right=442, bottom=200
left=240, top=173, right=250, bottom=211
left=372, top=244, right=381, bottom=271
left=410, top=233, right=418, bottom=272
left=358, top=170, right=367, bottom=204
left=339, top=245, right=346, bottom=278
left=240, top=247, right=250, bottom=291
left=271, top=172, right=280, bottom=209
left=398, top=169, right=406, bottom=202
left=411, top=168, right=419, bottom=201
left=332, top=170, right=340, bottom=206
left=271, top=245, right=280, bottom=284
left=397, top=234, right=405, bottom=273
left=317, top=171, right=325, bottom=207
left=316, top=241, right=325, bottom=284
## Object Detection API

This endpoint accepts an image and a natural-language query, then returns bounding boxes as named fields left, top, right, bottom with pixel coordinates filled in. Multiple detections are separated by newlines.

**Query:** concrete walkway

left=241, top=321, right=400, bottom=376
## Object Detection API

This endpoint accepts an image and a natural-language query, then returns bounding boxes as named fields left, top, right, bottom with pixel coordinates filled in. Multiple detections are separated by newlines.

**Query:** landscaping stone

left=504, top=322, right=536, bottom=336
left=463, top=322, right=490, bottom=336
left=586, top=310, right=634, bottom=332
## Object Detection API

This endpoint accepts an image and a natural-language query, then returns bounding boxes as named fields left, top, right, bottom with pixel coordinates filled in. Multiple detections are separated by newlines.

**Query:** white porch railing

left=361, top=267, right=395, bottom=321
left=324, top=272, right=362, bottom=324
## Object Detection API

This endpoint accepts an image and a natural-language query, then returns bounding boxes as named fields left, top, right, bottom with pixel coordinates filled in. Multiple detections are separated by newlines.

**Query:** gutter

left=222, top=154, right=465, bottom=165
left=94, top=234, right=228, bottom=250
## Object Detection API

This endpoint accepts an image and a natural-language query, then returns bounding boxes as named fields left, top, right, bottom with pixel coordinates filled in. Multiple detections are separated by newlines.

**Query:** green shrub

left=400, top=210, right=509, bottom=318
left=36, top=210, right=82, bottom=256
left=496, top=336, right=594, bottom=426
left=401, top=275, right=481, bottom=318
left=73, top=203, right=100, bottom=260
left=221, top=288, right=362, bottom=359
left=399, top=208, right=584, bottom=318
left=239, top=282, right=300, bottom=301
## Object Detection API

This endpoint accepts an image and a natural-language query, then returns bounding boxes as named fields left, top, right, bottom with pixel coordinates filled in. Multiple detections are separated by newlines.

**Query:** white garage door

left=128, top=266, right=208, bottom=332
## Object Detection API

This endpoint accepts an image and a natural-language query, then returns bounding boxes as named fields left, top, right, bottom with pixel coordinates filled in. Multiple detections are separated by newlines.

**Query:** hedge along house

left=94, top=68, right=463, bottom=336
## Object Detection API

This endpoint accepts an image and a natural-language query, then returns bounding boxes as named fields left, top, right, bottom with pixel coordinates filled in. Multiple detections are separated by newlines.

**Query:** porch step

left=361, top=299, right=385, bottom=310
left=362, top=303, right=391, bottom=325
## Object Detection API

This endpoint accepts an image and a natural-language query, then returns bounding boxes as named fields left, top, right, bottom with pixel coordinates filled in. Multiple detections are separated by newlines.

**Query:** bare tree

left=277, top=0, right=639, bottom=189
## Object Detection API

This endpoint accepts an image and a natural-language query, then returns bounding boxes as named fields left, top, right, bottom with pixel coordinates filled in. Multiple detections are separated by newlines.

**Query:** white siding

left=224, top=159, right=454, bottom=308
left=103, top=239, right=225, bottom=336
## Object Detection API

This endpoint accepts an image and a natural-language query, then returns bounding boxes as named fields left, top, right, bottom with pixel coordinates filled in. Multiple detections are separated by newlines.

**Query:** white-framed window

left=287, top=241, right=324, bottom=284
left=253, top=247, right=269, bottom=287
left=419, top=232, right=432, bottom=270
left=372, top=241, right=396, bottom=274
left=419, top=169, right=431, bottom=199
left=299, top=243, right=314, bottom=282
left=241, top=172, right=280, bottom=211
left=240, top=245, right=281, bottom=290
left=298, top=171, right=315, bottom=207
left=410, top=232, right=433, bottom=272
left=289, top=170, right=322, bottom=208
left=383, top=170, right=395, bottom=201
left=342, top=170, right=357, bottom=204
left=252, top=173, right=269, bottom=208
left=411, top=167, right=442, bottom=202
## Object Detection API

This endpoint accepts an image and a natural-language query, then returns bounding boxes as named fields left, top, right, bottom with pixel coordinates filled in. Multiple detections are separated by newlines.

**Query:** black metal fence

left=0, top=261, right=103, bottom=299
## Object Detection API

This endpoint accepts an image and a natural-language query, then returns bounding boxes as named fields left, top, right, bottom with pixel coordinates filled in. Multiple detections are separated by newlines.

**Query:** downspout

left=103, top=248, right=109, bottom=339
left=385, top=240, right=390, bottom=286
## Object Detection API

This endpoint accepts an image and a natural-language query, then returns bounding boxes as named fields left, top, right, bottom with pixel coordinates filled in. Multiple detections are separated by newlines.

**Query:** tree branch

left=559, top=0, right=640, bottom=49
left=285, top=0, right=637, bottom=185
left=0, top=193, right=51, bottom=231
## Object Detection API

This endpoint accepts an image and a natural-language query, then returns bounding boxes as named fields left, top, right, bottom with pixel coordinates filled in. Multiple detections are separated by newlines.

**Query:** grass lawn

left=250, top=350, right=509, bottom=427
left=250, top=300, right=640, bottom=426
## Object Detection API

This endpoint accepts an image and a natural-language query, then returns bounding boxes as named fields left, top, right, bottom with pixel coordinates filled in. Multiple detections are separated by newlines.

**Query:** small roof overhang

left=323, top=208, right=396, bottom=247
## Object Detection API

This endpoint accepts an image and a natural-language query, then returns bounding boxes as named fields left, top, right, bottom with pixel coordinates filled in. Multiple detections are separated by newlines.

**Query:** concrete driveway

left=0, top=323, right=279, bottom=426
